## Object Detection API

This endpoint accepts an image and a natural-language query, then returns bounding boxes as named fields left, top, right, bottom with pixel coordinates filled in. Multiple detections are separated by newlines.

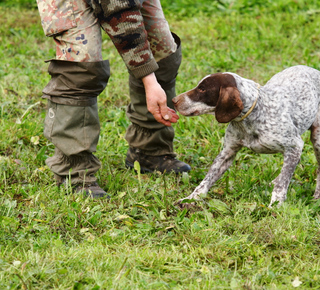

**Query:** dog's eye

left=198, top=86, right=206, bottom=93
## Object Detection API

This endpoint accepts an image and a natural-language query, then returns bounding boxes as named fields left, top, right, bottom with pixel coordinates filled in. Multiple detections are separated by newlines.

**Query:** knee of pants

left=43, top=60, right=110, bottom=106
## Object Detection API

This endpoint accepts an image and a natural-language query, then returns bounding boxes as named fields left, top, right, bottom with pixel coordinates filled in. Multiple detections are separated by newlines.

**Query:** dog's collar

left=237, top=84, right=261, bottom=122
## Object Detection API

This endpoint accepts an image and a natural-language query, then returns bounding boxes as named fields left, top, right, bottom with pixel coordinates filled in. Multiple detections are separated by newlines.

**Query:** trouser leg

left=125, top=33, right=181, bottom=156
left=125, top=34, right=190, bottom=173
left=44, top=100, right=101, bottom=184
left=43, top=59, right=110, bottom=184
left=38, top=0, right=112, bottom=185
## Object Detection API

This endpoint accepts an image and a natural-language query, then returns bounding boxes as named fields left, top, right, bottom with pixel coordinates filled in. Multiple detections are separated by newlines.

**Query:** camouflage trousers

left=37, top=0, right=181, bottom=184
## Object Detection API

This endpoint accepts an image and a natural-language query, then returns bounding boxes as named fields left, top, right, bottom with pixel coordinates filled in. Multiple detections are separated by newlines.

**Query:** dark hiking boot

left=125, top=147, right=191, bottom=174
left=74, top=182, right=110, bottom=199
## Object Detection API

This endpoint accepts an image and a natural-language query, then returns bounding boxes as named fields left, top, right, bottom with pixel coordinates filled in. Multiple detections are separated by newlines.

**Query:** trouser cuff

left=125, top=123, right=175, bottom=156
left=48, top=148, right=100, bottom=185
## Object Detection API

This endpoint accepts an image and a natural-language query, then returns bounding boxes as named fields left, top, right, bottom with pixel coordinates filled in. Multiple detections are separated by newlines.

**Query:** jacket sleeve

left=88, top=0, right=159, bottom=79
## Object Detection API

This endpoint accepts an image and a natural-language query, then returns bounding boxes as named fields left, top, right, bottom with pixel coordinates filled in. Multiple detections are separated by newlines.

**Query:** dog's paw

left=174, top=198, right=197, bottom=209
left=268, top=199, right=283, bottom=209
left=313, top=192, right=320, bottom=200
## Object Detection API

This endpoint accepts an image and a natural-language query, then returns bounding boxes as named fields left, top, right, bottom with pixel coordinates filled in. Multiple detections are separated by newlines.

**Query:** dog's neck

left=236, top=84, right=261, bottom=122
left=226, top=73, right=261, bottom=122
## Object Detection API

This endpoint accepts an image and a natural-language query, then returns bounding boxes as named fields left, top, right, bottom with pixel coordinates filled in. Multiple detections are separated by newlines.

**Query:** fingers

left=158, top=103, right=179, bottom=124
left=167, top=108, right=179, bottom=122
left=146, top=92, right=179, bottom=126
left=152, top=108, right=179, bottom=126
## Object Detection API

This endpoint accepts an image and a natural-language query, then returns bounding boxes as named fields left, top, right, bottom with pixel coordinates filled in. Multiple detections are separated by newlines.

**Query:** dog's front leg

left=310, top=122, right=320, bottom=199
left=269, top=138, right=304, bottom=207
left=176, top=147, right=238, bottom=208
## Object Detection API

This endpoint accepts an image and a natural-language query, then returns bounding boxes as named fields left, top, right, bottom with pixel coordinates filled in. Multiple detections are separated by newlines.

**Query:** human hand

left=142, top=73, right=179, bottom=126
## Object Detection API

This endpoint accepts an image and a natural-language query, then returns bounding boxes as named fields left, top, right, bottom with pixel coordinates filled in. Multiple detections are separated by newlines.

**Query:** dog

left=172, top=65, right=320, bottom=207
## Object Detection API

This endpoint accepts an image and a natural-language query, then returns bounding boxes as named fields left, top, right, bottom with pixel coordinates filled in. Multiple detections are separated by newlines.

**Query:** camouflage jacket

left=37, top=0, right=158, bottom=79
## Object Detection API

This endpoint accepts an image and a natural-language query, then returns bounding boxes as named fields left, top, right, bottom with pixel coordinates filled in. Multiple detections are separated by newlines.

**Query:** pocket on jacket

left=37, top=0, right=77, bottom=36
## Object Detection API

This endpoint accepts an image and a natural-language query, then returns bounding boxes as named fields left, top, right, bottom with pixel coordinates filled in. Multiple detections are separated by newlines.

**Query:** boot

left=59, top=176, right=109, bottom=199
left=50, top=148, right=110, bottom=199
left=74, top=182, right=110, bottom=199
left=126, top=147, right=190, bottom=173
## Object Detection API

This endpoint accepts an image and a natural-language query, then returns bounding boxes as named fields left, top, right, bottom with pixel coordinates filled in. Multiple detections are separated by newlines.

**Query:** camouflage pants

left=37, top=0, right=180, bottom=183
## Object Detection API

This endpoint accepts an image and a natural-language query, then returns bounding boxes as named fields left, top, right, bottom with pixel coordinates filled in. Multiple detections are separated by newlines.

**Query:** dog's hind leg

left=269, top=137, right=304, bottom=207
left=311, top=119, right=320, bottom=199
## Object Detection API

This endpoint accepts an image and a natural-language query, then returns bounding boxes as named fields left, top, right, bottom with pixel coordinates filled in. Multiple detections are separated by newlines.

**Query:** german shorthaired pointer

left=172, top=65, right=320, bottom=207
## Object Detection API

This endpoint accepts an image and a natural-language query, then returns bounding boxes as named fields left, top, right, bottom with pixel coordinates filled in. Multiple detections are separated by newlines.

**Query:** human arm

left=88, top=0, right=158, bottom=79
left=88, top=0, right=178, bottom=125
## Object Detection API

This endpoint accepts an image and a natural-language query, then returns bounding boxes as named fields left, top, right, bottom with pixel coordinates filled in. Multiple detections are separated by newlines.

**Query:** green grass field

left=2, top=0, right=320, bottom=289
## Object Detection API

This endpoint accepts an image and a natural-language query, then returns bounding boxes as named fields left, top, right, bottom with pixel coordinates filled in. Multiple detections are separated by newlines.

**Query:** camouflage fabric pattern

left=54, top=0, right=103, bottom=62
left=37, top=0, right=176, bottom=78
left=139, top=0, right=177, bottom=62
left=87, top=0, right=176, bottom=77
left=37, top=0, right=103, bottom=61
left=37, top=0, right=77, bottom=36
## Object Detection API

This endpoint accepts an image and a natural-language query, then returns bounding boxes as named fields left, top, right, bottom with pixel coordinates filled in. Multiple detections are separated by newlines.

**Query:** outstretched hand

left=142, top=73, right=179, bottom=126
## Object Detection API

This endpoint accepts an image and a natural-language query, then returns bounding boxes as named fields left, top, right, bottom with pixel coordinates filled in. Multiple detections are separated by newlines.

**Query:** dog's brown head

left=172, top=73, right=243, bottom=123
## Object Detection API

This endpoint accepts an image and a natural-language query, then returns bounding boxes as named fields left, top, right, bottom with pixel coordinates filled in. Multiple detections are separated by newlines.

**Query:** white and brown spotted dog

left=172, top=65, right=320, bottom=207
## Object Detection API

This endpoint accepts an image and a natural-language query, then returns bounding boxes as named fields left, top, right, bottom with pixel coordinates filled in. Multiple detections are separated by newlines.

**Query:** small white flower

left=13, top=261, right=21, bottom=267
left=31, top=136, right=40, bottom=145
left=80, top=228, right=89, bottom=233
left=292, top=276, right=302, bottom=287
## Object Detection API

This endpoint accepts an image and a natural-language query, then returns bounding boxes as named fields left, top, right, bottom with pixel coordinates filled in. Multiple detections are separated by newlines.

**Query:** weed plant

left=1, top=0, right=320, bottom=289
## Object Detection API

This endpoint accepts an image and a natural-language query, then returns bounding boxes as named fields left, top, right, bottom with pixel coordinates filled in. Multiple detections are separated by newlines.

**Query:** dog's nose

left=172, top=95, right=182, bottom=105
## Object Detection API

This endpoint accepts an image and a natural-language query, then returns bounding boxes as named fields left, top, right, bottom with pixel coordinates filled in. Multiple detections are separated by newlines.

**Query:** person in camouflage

left=36, top=0, right=191, bottom=198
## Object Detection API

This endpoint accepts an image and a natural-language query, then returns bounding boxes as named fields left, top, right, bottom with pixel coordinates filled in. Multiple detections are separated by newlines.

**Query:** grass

left=1, top=0, right=320, bottom=289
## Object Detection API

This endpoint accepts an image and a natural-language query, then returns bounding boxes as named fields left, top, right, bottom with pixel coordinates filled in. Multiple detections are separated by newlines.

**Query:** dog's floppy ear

left=215, top=86, right=243, bottom=123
